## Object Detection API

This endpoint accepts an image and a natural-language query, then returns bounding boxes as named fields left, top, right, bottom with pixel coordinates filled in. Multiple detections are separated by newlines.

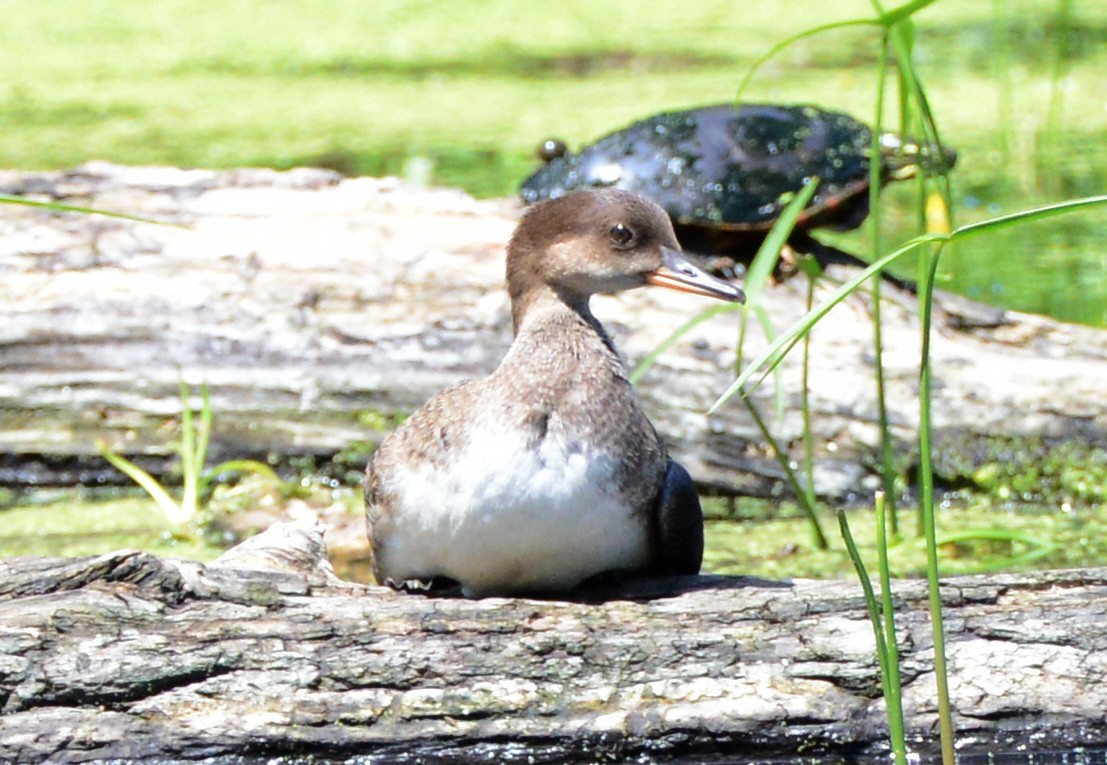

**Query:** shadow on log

left=1, top=163, right=1105, bottom=498
left=2, top=520, right=1106, bottom=763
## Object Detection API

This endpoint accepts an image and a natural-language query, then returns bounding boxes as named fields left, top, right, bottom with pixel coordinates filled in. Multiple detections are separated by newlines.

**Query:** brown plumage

left=365, top=189, right=743, bottom=597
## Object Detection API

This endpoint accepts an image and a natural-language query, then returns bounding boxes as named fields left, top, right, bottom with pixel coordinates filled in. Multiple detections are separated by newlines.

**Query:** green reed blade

left=736, top=20, right=879, bottom=100
left=0, top=194, right=183, bottom=226
left=202, top=459, right=284, bottom=491
left=915, top=237, right=954, bottom=765
left=875, top=492, right=907, bottom=765
left=178, top=381, right=198, bottom=520
left=631, top=177, right=819, bottom=386
left=869, top=31, right=900, bottom=538
left=629, top=302, right=742, bottom=385
left=97, top=442, right=189, bottom=526
left=744, top=391, right=829, bottom=549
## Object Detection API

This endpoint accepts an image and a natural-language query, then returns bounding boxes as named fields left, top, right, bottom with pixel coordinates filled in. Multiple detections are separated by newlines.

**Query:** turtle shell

left=520, top=103, right=932, bottom=240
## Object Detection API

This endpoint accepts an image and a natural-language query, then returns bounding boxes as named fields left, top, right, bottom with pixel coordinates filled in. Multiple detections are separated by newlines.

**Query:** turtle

left=519, top=103, right=956, bottom=288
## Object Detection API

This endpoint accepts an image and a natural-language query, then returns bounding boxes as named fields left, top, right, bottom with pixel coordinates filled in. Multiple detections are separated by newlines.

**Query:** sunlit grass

left=702, top=495, right=1106, bottom=581
left=98, top=382, right=288, bottom=526
left=0, top=495, right=223, bottom=561
left=2, top=487, right=1101, bottom=576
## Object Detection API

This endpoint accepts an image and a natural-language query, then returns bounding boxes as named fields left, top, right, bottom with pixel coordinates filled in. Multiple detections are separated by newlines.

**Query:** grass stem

left=875, top=492, right=907, bottom=764
left=837, top=505, right=906, bottom=763
left=917, top=244, right=956, bottom=765
left=869, top=32, right=900, bottom=538
left=742, top=391, right=829, bottom=550
left=800, top=276, right=817, bottom=511
left=98, top=382, right=283, bottom=528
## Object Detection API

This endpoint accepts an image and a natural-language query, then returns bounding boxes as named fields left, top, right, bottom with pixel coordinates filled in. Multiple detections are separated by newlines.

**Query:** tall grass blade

left=178, top=382, right=199, bottom=520
left=0, top=194, right=181, bottom=225
left=195, top=385, right=214, bottom=480
left=738, top=0, right=938, bottom=100
left=723, top=179, right=827, bottom=547
left=711, top=235, right=935, bottom=409
left=868, top=32, right=900, bottom=537
left=838, top=501, right=907, bottom=764
left=800, top=277, right=817, bottom=510
left=954, top=195, right=1107, bottom=236
left=874, top=492, right=907, bottom=764
left=936, top=528, right=1058, bottom=572
left=630, top=303, right=742, bottom=385
left=750, top=303, right=787, bottom=419
left=201, top=460, right=284, bottom=495
left=736, top=21, right=878, bottom=100
left=743, top=390, right=829, bottom=549
left=736, top=179, right=820, bottom=418
left=878, top=0, right=943, bottom=25
left=741, top=180, right=821, bottom=301
left=97, top=442, right=191, bottom=525
left=915, top=240, right=955, bottom=765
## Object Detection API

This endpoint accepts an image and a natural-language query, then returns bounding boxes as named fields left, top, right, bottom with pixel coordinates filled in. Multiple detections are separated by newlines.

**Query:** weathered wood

left=1, top=162, right=1105, bottom=496
left=1, top=520, right=1105, bottom=763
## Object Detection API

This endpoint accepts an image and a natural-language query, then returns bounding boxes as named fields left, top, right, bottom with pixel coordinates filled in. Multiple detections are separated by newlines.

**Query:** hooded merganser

left=365, top=189, right=744, bottom=597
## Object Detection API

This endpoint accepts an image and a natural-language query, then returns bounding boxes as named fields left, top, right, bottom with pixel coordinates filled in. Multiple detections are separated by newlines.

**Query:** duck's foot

left=383, top=575, right=465, bottom=598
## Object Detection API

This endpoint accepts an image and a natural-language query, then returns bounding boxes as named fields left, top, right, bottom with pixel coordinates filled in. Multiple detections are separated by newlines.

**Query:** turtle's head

left=536, top=138, right=569, bottom=164
left=880, top=132, right=958, bottom=180
left=520, top=139, right=577, bottom=205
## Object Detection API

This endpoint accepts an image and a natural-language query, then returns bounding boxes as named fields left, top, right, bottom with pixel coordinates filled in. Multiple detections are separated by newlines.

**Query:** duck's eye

left=608, top=223, right=635, bottom=247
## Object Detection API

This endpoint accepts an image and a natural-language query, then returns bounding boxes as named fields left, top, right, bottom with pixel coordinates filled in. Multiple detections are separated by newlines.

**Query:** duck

left=365, top=188, right=744, bottom=597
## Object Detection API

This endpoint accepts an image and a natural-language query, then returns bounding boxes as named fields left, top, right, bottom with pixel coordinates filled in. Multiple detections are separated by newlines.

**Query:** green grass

left=702, top=494, right=1105, bottom=580
left=3, top=2, right=1102, bottom=176
left=0, top=494, right=223, bottom=561
left=3, top=487, right=1101, bottom=579
left=3, top=1, right=1103, bottom=179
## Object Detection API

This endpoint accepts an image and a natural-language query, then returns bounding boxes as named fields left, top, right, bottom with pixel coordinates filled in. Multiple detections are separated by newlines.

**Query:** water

left=816, top=174, right=1107, bottom=329
left=937, top=180, right=1107, bottom=328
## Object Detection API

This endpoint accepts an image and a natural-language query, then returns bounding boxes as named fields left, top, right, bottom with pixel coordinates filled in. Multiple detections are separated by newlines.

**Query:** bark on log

left=1, top=162, right=1105, bottom=497
left=1, top=520, right=1105, bottom=764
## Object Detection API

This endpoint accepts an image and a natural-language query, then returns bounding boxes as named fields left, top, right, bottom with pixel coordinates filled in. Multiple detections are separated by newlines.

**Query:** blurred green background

left=2, top=0, right=1104, bottom=325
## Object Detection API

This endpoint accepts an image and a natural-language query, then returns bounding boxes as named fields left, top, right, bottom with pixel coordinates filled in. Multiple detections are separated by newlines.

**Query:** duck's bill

left=646, top=247, right=746, bottom=303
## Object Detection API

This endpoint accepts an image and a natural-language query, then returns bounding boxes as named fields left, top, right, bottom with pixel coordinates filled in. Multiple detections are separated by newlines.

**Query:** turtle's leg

left=788, top=232, right=917, bottom=293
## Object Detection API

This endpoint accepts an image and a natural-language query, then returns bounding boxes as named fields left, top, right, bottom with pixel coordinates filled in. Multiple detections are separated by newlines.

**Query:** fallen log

left=1, top=163, right=1105, bottom=497
left=1, top=520, right=1105, bottom=763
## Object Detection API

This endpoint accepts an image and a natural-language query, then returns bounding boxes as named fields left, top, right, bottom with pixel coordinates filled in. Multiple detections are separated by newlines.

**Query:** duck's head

left=507, top=189, right=744, bottom=321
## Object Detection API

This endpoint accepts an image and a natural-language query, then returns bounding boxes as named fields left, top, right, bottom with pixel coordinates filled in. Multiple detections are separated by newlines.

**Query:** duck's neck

left=511, top=284, right=619, bottom=355
left=510, top=282, right=569, bottom=333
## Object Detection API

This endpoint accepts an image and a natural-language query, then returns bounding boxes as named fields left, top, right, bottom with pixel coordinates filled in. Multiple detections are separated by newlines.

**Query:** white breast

left=376, top=420, right=652, bottom=597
